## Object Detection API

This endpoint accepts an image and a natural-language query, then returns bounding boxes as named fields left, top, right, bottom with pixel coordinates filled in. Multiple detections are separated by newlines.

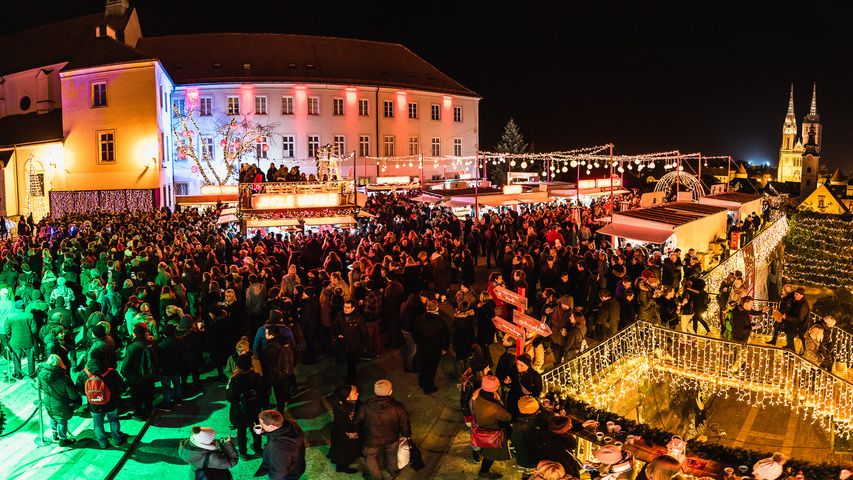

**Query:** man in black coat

left=412, top=299, right=449, bottom=394
left=120, top=323, right=156, bottom=419
left=227, top=354, right=266, bottom=459
left=785, top=287, right=810, bottom=354
left=334, top=300, right=368, bottom=385
left=255, top=409, right=306, bottom=480
left=261, top=327, right=295, bottom=412
left=356, top=380, right=412, bottom=480
left=596, top=289, right=621, bottom=340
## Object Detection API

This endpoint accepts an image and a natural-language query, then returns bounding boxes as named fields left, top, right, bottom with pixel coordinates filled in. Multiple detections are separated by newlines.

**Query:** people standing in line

left=120, top=323, right=157, bottom=419
left=255, top=409, right=307, bottom=480
left=38, top=354, right=81, bottom=446
left=178, top=426, right=239, bottom=479
left=412, top=299, right=450, bottom=394
left=471, top=375, right=511, bottom=479
left=77, top=358, right=127, bottom=449
left=3, top=299, right=37, bottom=379
left=356, top=380, right=412, bottom=480
left=226, top=353, right=266, bottom=460
left=328, top=384, right=362, bottom=474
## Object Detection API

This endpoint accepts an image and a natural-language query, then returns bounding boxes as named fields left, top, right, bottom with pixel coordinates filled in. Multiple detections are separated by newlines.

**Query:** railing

left=542, top=321, right=853, bottom=434
left=237, top=181, right=356, bottom=210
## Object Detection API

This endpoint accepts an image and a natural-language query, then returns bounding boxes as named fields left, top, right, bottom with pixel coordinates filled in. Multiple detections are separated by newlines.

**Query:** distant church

left=777, top=83, right=821, bottom=195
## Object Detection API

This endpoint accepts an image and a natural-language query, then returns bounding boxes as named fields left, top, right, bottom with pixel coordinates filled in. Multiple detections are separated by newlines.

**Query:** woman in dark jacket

left=38, top=354, right=81, bottom=446
left=506, top=354, right=543, bottom=418
left=225, top=353, right=266, bottom=459
left=511, top=396, right=546, bottom=473
left=731, top=296, right=767, bottom=343
left=328, top=384, right=361, bottom=473
left=475, top=292, right=497, bottom=366
left=657, top=287, right=679, bottom=330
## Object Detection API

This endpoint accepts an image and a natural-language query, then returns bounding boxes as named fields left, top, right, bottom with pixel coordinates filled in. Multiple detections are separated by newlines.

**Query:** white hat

left=190, top=426, right=217, bottom=451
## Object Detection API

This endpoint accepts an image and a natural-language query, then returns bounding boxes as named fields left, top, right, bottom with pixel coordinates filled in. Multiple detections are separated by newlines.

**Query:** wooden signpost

left=513, top=310, right=552, bottom=337
left=490, top=285, right=551, bottom=357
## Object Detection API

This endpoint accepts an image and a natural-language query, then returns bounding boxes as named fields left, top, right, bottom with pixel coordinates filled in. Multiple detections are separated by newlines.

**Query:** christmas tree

left=491, top=118, right=528, bottom=185
left=783, top=210, right=853, bottom=289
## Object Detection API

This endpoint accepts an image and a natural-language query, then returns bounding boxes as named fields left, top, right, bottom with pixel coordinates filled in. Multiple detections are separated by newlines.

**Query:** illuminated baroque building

left=0, top=0, right=480, bottom=219
left=776, top=83, right=821, bottom=194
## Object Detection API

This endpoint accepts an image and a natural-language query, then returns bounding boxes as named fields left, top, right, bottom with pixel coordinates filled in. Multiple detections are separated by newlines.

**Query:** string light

left=50, top=189, right=154, bottom=217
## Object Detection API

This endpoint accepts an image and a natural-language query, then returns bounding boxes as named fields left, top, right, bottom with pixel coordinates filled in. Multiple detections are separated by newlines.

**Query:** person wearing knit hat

left=178, top=426, right=238, bottom=477
left=594, top=446, right=634, bottom=480
left=513, top=395, right=545, bottom=473
left=530, top=460, right=569, bottom=480
left=539, top=415, right=579, bottom=477
left=374, top=379, right=393, bottom=396
left=38, top=353, right=81, bottom=446
left=226, top=353, right=265, bottom=459
left=355, top=382, right=411, bottom=480
left=470, top=371, right=511, bottom=479
left=460, top=356, right=491, bottom=462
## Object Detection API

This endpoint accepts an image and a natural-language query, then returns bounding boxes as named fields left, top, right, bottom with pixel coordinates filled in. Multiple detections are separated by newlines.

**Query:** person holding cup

left=178, top=426, right=239, bottom=479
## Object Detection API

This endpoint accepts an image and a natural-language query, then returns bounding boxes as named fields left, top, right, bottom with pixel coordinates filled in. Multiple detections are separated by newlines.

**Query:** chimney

left=105, top=0, right=130, bottom=19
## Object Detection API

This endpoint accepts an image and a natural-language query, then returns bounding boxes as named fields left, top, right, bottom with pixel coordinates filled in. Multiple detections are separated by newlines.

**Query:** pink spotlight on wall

left=185, top=87, right=199, bottom=110
left=443, top=95, right=453, bottom=108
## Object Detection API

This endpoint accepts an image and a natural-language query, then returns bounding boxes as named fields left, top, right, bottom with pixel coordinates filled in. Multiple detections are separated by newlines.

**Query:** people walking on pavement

left=356, top=379, right=412, bottom=480
left=255, top=409, right=307, bottom=480
left=38, top=354, right=81, bottom=446
left=328, top=384, right=362, bottom=474
left=178, top=426, right=239, bottom=479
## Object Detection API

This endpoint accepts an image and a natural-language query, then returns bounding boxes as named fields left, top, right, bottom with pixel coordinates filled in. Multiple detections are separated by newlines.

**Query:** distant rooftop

left=615, top=202, right=728, bottom=226
left=135, top=33, right=479, bottom=97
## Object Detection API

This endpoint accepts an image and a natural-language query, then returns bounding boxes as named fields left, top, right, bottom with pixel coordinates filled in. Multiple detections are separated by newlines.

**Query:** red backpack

left=84, top=368, right=112, bottom=406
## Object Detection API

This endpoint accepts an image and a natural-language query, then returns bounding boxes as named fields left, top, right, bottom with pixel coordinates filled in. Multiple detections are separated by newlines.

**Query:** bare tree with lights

left=172, top=104, right=276, bottom=186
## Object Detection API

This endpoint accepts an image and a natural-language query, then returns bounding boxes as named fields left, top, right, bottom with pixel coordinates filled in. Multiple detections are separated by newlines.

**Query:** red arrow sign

left=492, top=286, right=528, bottom=310
left=513, top=310, right=552, bottom=337
left=493, top=316, right=525, bottom=338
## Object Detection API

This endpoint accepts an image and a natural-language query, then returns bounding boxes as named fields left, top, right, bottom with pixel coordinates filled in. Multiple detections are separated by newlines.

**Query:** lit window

left=383, top=100, right=394, bottom=118
left=172, top=98, right=185, bottom=117
left=255, top=96, right=267, bottom=115
left=409, top=137, right=419, bottom=156
left=431, top=138, right=440, bottom=156
left=308, top=97, right=320, bottom=115
left=333, top=98, right=344, bottom=116
left=92, top=82, right=107, bottom=107
left=334, top=135, right=346, bottom=154
left=199, top=97, right=212, bottom=116
left=98, top=130, right=116, bottom=163
left=308, top=135, right=320, bottom=157
left=383, top=136, right=395, bottom=157
left=227, top=96, right=240, bottom=115
left=454, top=138, right=462, bottom=156
left=431, top=104, right=440, bottom=120
left=453, top=105, right=463, bottom=122
left=408, top=103, right=418, bottom=119
left=175, top=183, right=189, bottom=196
left=281, top=96, right=294, bottom=115
left=201, top=137, right=214, bottom=160
left=256, top=136, right=269, bottom=159
left=359, top=135, right=370, bottom=157
left=358, top=99, right=369, bottom=116
left=282, top=135, right=295, bottom=158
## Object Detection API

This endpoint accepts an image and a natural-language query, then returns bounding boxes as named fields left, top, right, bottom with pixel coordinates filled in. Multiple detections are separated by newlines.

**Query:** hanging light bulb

left=408, top=162, right=414, bottom=167
left=704, top=161, right=708, bottom=167
left=541, top=171, right=547, bottom=176
left=395, top=163, right=399, bottom=168
left=637, top=163, right=644, bottom=171
left=635, top=158, right=641, bottom=164
left=618, top=166, right=625, bottom=173
left=594, top=162, right=600, bottom=168
left=550, top=164, right=556, bottom=171
left=570, top=160, right=577, bottom=168
left=627, top=164, right=633, bottom=170
left=521, top=161, right=528, bottom=169
left=678, top=165, right=684, bottom=171
left=561, top=166, right=568, bottom=173
left=510, top=160, right=517, bottom=167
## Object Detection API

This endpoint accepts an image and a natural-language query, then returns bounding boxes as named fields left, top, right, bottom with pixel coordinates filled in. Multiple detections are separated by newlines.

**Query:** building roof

left=0, top=110, right=64, bottom=149
left=63, top=36, right=152, bottom=72
left=799, top=183, right=850, bottom=214
left=0, top=14, right=103, bottom=76
left=136, top=33, right=480, bottom=97
left=702, top=192, right=763, bottom=204
left=615, top=202, right=727, bottom=227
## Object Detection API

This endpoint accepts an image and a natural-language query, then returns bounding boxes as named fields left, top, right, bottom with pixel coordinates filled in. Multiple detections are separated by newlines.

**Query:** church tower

left=801, top=82, right=821, bottom=153
left=801, top=125, right=820, bottom=195
left=777, top=84, right=804, bottom=182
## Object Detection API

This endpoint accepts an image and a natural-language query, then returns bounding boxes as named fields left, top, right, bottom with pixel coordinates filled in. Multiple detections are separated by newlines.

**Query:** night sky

left=10, top=1, right=853, bottom=171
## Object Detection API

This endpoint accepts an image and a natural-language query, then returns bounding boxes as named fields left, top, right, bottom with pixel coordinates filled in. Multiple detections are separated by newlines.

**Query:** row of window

left=173, top=95, right=463, bottom=121
left=190, top=134, right=463, bottom=161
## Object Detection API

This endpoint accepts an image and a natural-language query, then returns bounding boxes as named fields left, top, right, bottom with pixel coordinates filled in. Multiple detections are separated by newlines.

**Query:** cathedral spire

left=788, top=83, right=795, bottom=116
left=809, top=82, right=817, bottom=116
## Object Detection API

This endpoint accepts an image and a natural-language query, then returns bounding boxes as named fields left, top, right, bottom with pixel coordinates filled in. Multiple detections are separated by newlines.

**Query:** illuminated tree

left=492, top=117, right=528, bottom=185
left=172, top=104, right=276, bottom=186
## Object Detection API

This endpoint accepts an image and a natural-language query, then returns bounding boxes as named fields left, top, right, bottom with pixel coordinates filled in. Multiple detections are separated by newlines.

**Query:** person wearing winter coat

left=731, top=296, right=768, bottom=343
left=260, top=326, right=296, bottom=412
left=512, top=396, right=546, bottom=474
left=255, top=409, right=307, bottom=480
left=475, top=292, right=497, bottom=366
left=225, top=336, right=264, bottom=379
left=177, top=315, right=205, bottom=390
left=178, top=426, right=239, bottom=480
left=505, top=354, right=543, bottom=418
left=636, top=278, right=662, bottom=325
left=226, top=354, right=266, bottom=459
left=539, top=416, right=580, bottom=477
left=120, top=323, right=157, bottom=419
left=596, top=289, right=621, bottom=340
left=471, top=375, right=512, bottom=479
left=328, top=384, right=362, bottom=474
left=334, top=300, right=369, bottom=385
left=460, top=356, right=490, bottom=462
left=38, top=354, right=81, bottom=446
left=412, top=299, right=450, bottom=394
left=356, top=380, right=412, bottom=480
left=3, top=299, right=37, bottom=378
left=76, top=359, right=127, bottom=449
left=157, top=324, right=184, bottom=410
left=452, top=301, right=477, bottom=374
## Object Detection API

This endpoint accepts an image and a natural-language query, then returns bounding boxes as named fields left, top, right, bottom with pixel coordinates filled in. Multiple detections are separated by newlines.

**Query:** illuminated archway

left=654, top=171, right=703, bottom=201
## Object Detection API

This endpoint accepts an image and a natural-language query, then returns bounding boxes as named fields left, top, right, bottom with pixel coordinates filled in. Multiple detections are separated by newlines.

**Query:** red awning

left=597, top=223, right=673, bottom=244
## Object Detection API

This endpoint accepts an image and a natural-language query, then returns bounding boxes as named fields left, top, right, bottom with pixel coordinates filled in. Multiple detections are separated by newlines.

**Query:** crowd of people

left=0, top=189, right=833, bottom=480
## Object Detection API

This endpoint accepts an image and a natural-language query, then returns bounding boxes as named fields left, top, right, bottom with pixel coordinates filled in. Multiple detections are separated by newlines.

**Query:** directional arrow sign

left=493, top=316, right=525, bottom=338
left=492, top=286, right=528, bottom=311
left=513, top=310, right=553, bottom=337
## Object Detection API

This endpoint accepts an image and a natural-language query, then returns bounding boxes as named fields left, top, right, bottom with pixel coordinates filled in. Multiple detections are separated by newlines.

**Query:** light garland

left=48, top=189, right=155, bottom=217
left=542, top=321, right=853, bottom=437
left=784, top=213, right=853, bottom=289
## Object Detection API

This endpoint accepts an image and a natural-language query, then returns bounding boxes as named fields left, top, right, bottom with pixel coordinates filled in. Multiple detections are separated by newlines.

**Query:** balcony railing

left=238, top=181, right=355, bottom=210
left=542, top=321, right=853, bottom=434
